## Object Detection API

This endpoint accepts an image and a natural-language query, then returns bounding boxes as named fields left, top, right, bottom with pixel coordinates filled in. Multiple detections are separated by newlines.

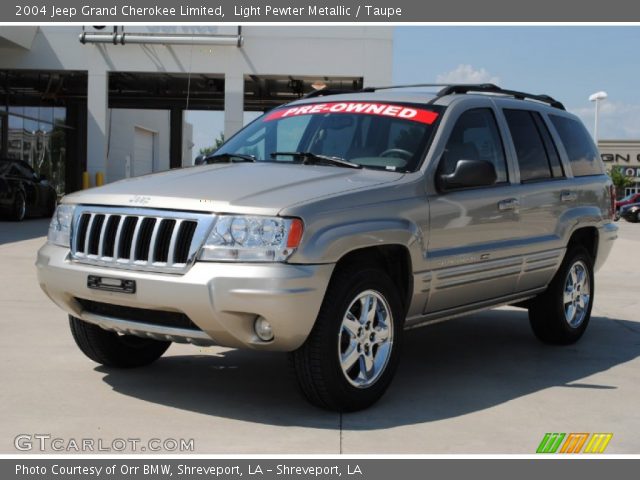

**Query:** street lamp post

left=588, top=91, right=608, bottom=142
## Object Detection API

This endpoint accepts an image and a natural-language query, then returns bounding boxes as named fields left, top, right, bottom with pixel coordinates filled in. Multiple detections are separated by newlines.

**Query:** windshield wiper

left=270, top=151, right=362, bottom=169
left=204, top=152, right=256, bottom=164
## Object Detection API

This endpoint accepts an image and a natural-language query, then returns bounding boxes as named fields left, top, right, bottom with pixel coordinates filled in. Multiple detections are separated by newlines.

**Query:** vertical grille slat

left=102, top=215, right=121, bottom=258
left=97, top=214, right=110, bottom=257
left=118, top=217, right=139, bottom=260
left=147, top=218, right=162, bottom=264
left=174, top=221, right=198, bottom=264
left=128, top=217, right=145, bottom=262
left=166, top=219, right=184, bottom=265
left=134, top=218, right=157, bottom=261
left=74, top=213, right=91, bottom=254
left=70, top=208, right=207, bottom=273
left=153, top=219, right=176, bottom=263
left=84, top=214, right=96, bottom=255
left=88, top=214, right=105, bottom=255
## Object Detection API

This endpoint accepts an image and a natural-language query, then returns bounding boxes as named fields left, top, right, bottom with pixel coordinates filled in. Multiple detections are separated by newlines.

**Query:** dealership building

left=0, top=26, right=392, bottom=194
left=598, top=140, right=640, bottom=196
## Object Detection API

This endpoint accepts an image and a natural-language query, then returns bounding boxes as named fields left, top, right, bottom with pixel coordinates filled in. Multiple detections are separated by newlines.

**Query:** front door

left=425, top=107, right=521, bottom=314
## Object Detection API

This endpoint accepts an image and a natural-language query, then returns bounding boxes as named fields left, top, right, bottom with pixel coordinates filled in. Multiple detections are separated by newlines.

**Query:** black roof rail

left=303, top=84, right=458, bottom=98
left=301, top=83, right=565, bottom=110
left=433, top=84, right=566, bottom=110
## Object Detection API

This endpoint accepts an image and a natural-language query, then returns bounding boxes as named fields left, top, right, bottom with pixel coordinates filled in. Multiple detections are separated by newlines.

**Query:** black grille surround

left=76, top=298, right=202, bottom=331
left=69, top=206, right=215, bottom=274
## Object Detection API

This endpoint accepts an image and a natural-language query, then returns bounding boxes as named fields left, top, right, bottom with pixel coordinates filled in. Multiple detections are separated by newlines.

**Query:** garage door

left=133, top=127, right=155, bottom=176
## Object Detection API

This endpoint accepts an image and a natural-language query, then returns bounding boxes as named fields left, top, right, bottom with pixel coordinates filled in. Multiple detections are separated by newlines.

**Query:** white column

left=224, top=72, right=244, bottom=139
left=86, top=67, right=108, bottom=184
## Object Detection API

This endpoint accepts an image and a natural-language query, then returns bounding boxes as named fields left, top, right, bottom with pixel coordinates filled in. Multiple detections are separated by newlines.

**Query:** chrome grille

left=70, top=206, right=215, bottom=273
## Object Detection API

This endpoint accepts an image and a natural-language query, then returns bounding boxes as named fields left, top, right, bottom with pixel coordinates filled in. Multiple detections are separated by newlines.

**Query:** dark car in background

left=615, top=192, right=640, bottom=220
left=620, top=202, right=640, bottom=223
left=0, top=159, right=57, bottom=221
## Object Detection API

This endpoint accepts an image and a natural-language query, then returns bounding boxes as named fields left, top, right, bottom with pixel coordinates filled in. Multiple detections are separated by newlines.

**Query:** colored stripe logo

left=537, top=433, right=612, bottom=454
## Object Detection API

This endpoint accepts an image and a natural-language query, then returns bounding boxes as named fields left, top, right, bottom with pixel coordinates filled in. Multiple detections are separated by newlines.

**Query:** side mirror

left=438, top=159, right=497, bottom=190
left=194, top=155, right=206, bottom=166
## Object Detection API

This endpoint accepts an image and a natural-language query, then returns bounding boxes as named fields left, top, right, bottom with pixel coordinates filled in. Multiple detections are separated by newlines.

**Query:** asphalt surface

left=1, top=218, right=638, bottom=454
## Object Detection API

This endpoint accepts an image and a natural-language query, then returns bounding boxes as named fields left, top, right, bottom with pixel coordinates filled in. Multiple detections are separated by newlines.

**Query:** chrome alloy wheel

left=338, top=290, right=393, bottom=388
left=563, top=260, right=591, bottom=328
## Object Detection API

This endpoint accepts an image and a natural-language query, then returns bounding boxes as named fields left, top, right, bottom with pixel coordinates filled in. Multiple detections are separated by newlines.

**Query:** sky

left=186, top=26, right=640, bottom=160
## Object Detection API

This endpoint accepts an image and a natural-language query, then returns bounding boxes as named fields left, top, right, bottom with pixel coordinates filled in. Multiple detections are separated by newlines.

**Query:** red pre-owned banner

left=264, top=102, right=439, bottom=124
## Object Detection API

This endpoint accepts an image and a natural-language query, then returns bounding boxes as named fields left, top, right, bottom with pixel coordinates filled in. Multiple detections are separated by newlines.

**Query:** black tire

left=636, top=211, right=640, bottom=223
left=69, top=316, right=171, bottom=368
left=290, top=265, right=404, bottom=411
left=528, top=246, right=594, bottom=345
left=11, top=192, right=26, bottom=221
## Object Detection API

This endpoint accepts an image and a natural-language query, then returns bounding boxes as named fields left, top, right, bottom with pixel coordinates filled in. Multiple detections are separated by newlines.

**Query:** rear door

left=500, top=108, right=570, bottom=292
left=425, top=104, right=521, bottom=313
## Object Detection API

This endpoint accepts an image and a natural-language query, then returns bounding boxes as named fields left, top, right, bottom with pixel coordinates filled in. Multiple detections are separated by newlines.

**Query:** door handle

left=561, top=190, right=577, bottom=202
left=498, top=198, right=520, bottom=211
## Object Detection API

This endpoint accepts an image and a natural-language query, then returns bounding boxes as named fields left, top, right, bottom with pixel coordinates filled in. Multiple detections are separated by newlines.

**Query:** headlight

left=199, top=215, right=303, bottom=262
left=47, top=204, right=75, bottom=248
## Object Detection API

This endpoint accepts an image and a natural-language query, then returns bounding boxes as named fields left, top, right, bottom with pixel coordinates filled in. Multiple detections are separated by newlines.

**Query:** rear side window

left=549, top=115, right=604, bottom=177
left=504, top=109, right=563, bottom=182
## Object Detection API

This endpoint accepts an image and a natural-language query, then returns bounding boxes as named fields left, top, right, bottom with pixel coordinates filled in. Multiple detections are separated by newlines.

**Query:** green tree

left=199, top=132, right=225, bottom=156
left=608, top=166, right=634, bottom=197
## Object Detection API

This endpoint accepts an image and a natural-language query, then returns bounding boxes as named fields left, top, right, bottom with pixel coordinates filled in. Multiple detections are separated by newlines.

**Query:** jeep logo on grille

left=129, top=196, right=151, bottom=205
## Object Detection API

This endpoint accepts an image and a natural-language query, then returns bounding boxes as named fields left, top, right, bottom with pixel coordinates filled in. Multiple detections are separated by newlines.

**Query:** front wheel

left=291, top=265, right=404, bottom=411
left=69, top=316, right=171, bottom=368
left=528, top=247, right=594, bottom=344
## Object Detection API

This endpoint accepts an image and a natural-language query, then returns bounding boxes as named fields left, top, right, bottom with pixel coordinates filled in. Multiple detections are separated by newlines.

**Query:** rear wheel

left=528, top=247, right=594, bottom=344
left=69, top=316, right=171, bottom=368
left=11, top=192, right=26, bottom=221
left=291, top=265, right=404, bottom=411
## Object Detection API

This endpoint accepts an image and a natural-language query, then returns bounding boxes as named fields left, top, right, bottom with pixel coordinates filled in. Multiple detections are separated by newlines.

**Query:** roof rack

left=301, top=83, right=565, bottom=110
left=432, top=84, right=566, bottom=110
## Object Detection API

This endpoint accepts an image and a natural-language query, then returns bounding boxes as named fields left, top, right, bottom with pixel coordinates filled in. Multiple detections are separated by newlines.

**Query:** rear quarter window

left=549, top=115, right=605, bottom=177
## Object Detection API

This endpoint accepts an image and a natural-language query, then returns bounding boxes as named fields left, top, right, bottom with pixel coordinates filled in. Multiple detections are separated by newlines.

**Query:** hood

left=63, top=163, right=404, bottom=215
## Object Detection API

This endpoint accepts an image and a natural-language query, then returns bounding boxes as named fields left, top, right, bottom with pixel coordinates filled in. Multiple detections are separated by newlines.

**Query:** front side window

left=439, top=108, right=509, bottom=184
left=215, top=101, right=443, bottom=172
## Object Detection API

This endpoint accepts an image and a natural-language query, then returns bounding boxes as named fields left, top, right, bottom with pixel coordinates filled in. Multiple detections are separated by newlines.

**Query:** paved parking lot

left=1, top=219, right=639, bottom=454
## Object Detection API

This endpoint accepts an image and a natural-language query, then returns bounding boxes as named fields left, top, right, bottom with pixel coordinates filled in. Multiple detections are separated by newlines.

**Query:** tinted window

left=549, top=115, right=604, bottom=176
left=504, top=109, right=557, bottom=182
left=531, top=114, right=564, bottom=178
left=439, top=108, right=508, bottom=184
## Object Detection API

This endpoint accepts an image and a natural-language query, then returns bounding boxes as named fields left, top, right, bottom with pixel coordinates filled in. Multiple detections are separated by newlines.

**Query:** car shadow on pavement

left=0, top=218, right=49, bottom=245
left=98, top=308, right=640, bottom=429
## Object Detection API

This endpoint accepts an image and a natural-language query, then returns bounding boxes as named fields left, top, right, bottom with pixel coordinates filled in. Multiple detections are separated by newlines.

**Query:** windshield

left=214, top=101, right=443, bottom=172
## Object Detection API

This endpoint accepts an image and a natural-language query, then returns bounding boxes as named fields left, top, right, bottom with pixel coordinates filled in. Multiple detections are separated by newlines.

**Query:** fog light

left=254, top=316, right=274, bottom=342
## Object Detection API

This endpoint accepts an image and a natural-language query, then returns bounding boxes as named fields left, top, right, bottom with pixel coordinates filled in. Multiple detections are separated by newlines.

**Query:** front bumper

left=36, top=244, right=334, bottom=351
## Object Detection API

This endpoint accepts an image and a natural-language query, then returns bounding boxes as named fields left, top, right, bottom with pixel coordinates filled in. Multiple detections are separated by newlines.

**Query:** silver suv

left=37, top=84, right=618, bottom=411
